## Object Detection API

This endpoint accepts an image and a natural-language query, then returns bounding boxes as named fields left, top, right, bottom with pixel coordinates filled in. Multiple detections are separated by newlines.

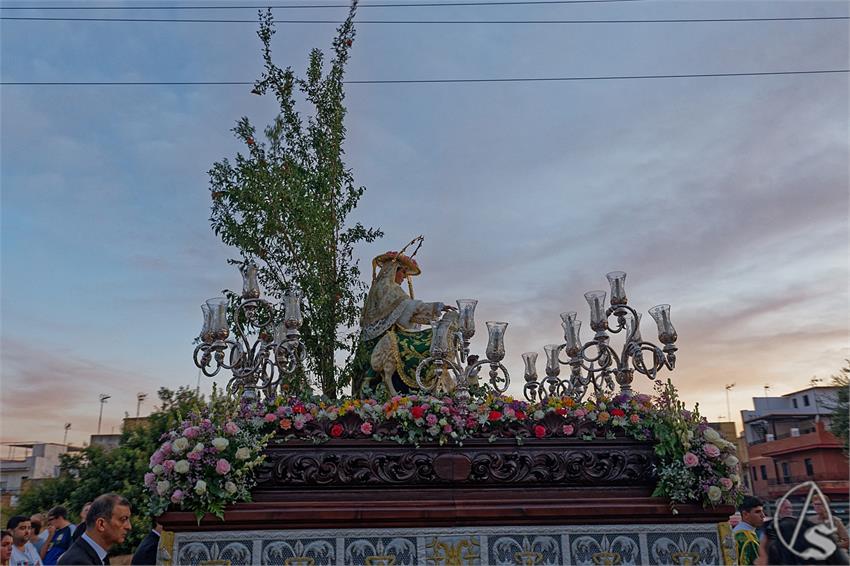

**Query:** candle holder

left=415, top=300, right=510, bottom=402
left=523, top=271, right=678, bottom=403
left=192, top=261, right=307, bottom=400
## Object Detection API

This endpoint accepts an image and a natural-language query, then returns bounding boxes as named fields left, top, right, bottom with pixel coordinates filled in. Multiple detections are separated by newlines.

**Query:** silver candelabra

left=523, top=271, right=678, bottom=403
left=415, top=299, right=510, bottom=402
left=193, top=261, right=307, bottom=400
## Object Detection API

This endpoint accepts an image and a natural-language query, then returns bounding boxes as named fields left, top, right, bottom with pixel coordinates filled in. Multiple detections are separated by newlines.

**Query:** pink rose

left=188, top=451, right=202, bottom=462
left=224, top=422, right=239, bottom=435
left=426, top=414, right=438, bottom=426
left=574, top=409, right=587, bottom=418
left=264, top=413, right=277, bottom=423
left=703, top=444, right=721, bottom=458
left=170, top=489, right=184, bottom=503
left=163, top=460, right=175, bottom=473
left=149, top=450, right=164, bottom=467
left=160, top=442, right=173, bottom=455
left=215, top=458, right=231, bottom=475
left=144, top=472, right=156, bottom=487
left=360, top=422, right=373, bottom=435
left=563, top=424, right=575, bottom=436
left=184, top=426, right=199, bottom=439
left=720, top=477, right=734, bottom=490
left=629, top=414, right=641, bottom=424
left=683, top=452, right=699, bottom=468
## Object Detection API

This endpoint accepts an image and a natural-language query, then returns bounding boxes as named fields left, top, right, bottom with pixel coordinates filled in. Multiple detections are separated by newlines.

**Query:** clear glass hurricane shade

left=485, top=321, right=508, bottom=362
left=649, top=304, right=677, bottom=343
left=625, top=312, right=642, bottom=342
left=584, top=290, right=607, bottom=329
left=284, top=292, right=303, bottom=328
left=241, top=263, right=261, bottom=299
left=606, top=271, right=627, bottom=305
left=456, top=299, right=478, bottom=337
left=200, top=303, right=212, bottom=342
left=431, top=320, right=452, bottom=357
left=522, top=352, right=538, bottom=383
left=544, top=344, right=561, bottom=375
left=564, top=319, right=582, bottom=355
left=205, top=297, right=229, bottom=339
left=273, top=321, right=289, bottom=344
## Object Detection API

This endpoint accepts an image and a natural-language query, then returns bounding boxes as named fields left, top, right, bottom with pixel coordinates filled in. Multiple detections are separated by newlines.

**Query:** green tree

left=827, top=359, right=849, bottom=453
left=208, top=2, right=381, bottom=399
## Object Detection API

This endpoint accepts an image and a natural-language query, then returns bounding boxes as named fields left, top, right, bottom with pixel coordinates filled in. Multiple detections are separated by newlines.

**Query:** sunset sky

left=1, top=0, right=848, bottom=447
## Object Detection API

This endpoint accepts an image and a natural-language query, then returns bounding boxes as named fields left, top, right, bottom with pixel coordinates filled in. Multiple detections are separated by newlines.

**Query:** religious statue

left=352, top=237, right=456, bottom=397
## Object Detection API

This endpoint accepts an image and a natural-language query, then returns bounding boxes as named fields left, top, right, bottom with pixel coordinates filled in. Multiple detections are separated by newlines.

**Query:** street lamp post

left=725, top=383, right=735, bottom=422
left=97, top=394, right=111, bottom=434
left=63, top=423, right=71, bottom=446
left=136, top=393, right=147, bottom=417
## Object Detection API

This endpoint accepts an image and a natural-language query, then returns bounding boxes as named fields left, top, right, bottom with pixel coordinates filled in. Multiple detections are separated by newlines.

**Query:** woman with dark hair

left=756, top=515, right=849, bottom=565
left=1, top=530, right=13, bottom=566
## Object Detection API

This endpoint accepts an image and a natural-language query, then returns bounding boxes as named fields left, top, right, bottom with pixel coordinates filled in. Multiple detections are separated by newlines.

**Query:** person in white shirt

left=5, top=516, right=41, bottom=566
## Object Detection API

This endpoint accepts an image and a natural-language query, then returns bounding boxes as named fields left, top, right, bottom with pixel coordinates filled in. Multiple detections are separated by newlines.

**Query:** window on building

left=752, top=467, right=757, bottom=482
left=760, top=465, right=767, bottom=480
left=793, top=398, right=799, bottom=408
left=781, top=462, right=790, bottom=482
left=803, top=394, right=810, bottom=406
left=805, top=458, right=814, bottom=476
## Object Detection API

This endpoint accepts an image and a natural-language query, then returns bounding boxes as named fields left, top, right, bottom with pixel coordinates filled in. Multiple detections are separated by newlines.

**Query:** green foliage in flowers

left=208, top=2, right=381, bottom=400
left=147, top=387, right=743, bottom=518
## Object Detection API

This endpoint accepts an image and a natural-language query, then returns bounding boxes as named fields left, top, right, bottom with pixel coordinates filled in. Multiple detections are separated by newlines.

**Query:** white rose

left=156, top=480, right=170, bottom=496
left=212, top=437, right=229, bottom=451
left=152, top=464, right=164, bottom=476
left=174, top=460, right=190, bottom=474
left=235, top=447, right=251, bottom=461
left=724, top=455, right=739, bottom=468
left=707, top=485, right=722, bottom=502
left=172, top=437, right=190, bottom=454
left=194, top=479, right=207, bottom=495
left=703, top=428, right=721, bottom=442
left=192, top=443, right=204, bottom=453
left=225, top=481, right=238, bottom=494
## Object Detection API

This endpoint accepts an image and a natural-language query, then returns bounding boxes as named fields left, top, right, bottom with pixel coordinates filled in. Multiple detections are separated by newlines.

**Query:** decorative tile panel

left=170, top=523, right=727, bottom=566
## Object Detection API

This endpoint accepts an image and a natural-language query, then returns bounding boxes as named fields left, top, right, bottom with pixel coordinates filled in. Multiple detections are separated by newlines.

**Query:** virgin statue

left=352, top=237, right=455, bottom=397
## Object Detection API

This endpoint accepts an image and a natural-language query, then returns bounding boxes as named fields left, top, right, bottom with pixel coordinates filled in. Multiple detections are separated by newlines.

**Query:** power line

left=0, top=0, right=654, bottom=9
left=3, top=15, right=848, bottom=23
left=3, top=69, right=847, bottom=86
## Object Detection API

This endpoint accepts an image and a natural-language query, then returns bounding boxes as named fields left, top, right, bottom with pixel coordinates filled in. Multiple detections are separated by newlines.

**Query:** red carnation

left=515, top=410, right=526, bottom=421
left=293, top=405, right=306, bottom=414
left=411, top=406, right=426, bottom=419
left=488, top=410, right=502, bottom=422
left=330, top=423, right=344, bottom=438
left=611, top=408, right=626, bottom=418
left=534, top=425, right=546, bottom=438
left=345, top=39, right=353, bottom=47
left=246, top=137, right=255, bottom=145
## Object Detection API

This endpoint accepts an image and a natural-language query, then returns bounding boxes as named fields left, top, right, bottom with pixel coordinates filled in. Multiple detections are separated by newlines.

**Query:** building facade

left=741, top=385, right=848, bottom=520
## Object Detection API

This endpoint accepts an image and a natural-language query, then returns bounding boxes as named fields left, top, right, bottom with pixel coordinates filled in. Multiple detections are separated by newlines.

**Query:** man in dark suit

left=130, top=522, right=161, bottom=565
left=58, top=494, right=132, bottom=566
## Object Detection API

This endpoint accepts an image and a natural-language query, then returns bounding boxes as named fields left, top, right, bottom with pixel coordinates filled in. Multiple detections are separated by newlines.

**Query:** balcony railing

left=767, top=473, right=847, bottom=486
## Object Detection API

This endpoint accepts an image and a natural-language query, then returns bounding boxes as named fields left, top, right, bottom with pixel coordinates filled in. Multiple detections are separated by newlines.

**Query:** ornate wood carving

left=253, top=437, right=656, bottom=491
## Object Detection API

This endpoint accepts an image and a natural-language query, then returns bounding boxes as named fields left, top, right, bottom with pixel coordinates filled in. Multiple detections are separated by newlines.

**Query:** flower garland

left=146, top=383, right=743, bottom=520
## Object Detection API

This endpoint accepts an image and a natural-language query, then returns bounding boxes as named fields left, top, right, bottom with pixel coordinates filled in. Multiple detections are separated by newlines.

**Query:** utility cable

left=3, top=15, right=848, bottom=23
left=0, top=0, right=655, bottom=10
left=3, top=69, right=848, bottom=86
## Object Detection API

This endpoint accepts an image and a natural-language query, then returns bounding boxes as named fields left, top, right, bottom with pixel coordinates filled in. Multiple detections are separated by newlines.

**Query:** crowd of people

left=1, top=493, right=160, bottom=566
left=733, top=495, right=850, bottom=565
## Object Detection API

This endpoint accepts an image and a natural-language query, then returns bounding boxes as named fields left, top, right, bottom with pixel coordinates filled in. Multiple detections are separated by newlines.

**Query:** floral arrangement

left=146, top=381, right=743, bottom=520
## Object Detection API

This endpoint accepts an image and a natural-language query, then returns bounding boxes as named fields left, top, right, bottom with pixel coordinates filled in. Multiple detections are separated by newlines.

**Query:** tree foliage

left=13, top=387, right=206, bottom=555
left=208, top=1, right=381, bottom=399
left=827, top=359, right=849, bottom=453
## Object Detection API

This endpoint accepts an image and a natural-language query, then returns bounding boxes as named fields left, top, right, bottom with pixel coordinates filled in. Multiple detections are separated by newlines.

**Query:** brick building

left=741, top=385, right=848, bottom=520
